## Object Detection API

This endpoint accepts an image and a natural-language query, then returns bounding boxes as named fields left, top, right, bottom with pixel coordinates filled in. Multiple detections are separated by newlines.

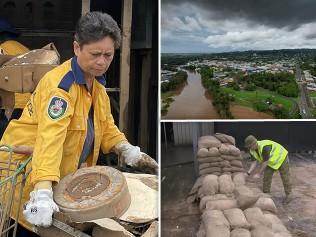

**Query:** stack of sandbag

left=197, top=192, right=292, bottom=237
left=197, top=134, right=245, bottom=177
left=187, top=133, right=245, bottom=203
left=190, top=134, right=292, bottom=237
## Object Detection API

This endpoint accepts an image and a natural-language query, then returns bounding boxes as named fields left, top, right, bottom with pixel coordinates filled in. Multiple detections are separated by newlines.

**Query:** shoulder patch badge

left=47, top=96, right=68, bottom=120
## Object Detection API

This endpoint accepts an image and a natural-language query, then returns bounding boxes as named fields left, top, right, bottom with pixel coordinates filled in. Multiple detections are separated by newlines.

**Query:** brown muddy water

left=162, top=71, right=220, bottom=119
left=162, top=70, right=273, bottom=119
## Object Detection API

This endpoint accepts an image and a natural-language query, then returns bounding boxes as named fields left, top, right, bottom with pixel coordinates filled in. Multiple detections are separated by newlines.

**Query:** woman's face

left=74, top=36, right=115, bottom=77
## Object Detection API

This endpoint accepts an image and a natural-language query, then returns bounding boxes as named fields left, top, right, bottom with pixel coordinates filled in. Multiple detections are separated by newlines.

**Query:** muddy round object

left=54, top=166, right=131, bottom=222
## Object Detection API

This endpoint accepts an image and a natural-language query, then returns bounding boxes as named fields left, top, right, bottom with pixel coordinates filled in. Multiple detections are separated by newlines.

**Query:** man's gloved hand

left=23, top=188, right=59, bottom=227
left=253, top=173, right=261, bottom=179
left=114, top=142, right=158, bottom=174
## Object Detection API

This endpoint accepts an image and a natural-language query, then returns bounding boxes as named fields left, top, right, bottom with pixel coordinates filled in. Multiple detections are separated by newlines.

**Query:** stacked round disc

left=54, top=166, right=131, bottom=222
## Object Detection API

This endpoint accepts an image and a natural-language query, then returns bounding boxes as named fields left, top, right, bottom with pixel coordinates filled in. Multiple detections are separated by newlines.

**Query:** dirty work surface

left=245, top=153, right=316, bottom=237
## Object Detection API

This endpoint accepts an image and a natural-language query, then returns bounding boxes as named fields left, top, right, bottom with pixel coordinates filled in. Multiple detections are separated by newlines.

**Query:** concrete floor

left=268, top=153, right=316, bottom=237
left=161, top=146, right=316, bottom=237
left=161, top=145, right=200, bottom=237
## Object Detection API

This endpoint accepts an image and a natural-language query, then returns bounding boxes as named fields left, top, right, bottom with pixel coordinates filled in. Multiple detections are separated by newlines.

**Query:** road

left=296, top=64, right=313, bottom=119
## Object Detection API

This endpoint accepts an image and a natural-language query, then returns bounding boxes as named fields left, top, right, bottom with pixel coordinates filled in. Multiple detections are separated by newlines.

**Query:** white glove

left=114, top=143, right=158, bottom=174
left=114, top=143, right=142, bottom=166
left=23, top=189, right=59, bottom=227
left=137, top=152, right=159, bottom=174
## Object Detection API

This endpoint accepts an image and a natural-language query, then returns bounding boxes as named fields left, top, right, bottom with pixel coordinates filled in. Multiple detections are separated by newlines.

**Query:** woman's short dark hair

left=74, top=11, right=121, bottom=49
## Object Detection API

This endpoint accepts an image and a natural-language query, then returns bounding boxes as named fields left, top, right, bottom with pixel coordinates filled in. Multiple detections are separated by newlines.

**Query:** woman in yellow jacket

left=0, top=12, right=157, bottom=236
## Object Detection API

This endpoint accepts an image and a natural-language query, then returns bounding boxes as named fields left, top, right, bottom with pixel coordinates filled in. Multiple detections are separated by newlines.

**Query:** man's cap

left=244, top=135, right=257, bottom=148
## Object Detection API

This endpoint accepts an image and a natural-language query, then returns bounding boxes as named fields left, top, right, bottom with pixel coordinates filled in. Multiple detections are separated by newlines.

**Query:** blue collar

left=71, top=56, right=106, bottom=86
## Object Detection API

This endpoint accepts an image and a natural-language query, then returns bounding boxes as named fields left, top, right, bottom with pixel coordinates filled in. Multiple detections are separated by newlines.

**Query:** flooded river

left=162, top=70, right=273, bottom=120
left=162, top=70, right=220, bottom=119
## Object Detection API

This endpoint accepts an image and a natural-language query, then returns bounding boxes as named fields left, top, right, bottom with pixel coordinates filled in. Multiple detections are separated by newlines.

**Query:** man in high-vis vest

left=244, top=135, right=292, bottom=202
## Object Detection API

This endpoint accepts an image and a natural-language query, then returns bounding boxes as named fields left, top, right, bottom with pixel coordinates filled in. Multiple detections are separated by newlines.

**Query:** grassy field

left=222, top=87, right=296, bottom=112
left=308, top=91, right=316, bottom=98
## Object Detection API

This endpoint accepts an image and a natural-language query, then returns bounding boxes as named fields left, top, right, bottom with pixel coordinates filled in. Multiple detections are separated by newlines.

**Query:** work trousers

left=263, top=156, right=292, bottom=196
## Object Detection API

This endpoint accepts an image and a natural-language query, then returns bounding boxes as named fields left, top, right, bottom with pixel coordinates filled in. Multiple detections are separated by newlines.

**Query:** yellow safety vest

left=250, top=140, right=288, bottom=170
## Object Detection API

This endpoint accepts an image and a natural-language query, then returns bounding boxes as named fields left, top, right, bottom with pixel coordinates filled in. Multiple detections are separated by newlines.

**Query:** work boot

left=283, top=193, right=295, bottom=204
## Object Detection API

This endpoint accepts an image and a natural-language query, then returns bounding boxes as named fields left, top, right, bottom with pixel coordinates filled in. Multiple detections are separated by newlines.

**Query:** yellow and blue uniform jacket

left=0, top=56, right=127, bottom=229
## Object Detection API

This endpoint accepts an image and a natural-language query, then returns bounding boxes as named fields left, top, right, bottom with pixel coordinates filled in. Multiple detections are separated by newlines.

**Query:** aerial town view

left=161, top=0, right=316, bottom=120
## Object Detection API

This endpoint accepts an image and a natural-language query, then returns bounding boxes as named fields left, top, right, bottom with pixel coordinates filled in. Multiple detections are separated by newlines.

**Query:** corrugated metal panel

left=173, top=123, right=193, bottom=145
left=173, top=122, right=215, bottom=145
left=200, top=123, right=214, bottom=136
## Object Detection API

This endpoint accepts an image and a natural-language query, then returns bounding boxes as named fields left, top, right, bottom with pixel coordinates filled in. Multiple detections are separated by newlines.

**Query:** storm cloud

left=162, top=0, right=316, bottom=30
left=161, top=0, right=316, bottom=53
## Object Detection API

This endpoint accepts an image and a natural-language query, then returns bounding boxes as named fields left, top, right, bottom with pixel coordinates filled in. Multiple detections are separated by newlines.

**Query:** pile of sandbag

left=196, top=177, right=292, bottom=237
left=197, top=133, right=245, bottom=177
left=187, top=133, right=245, bottom=203
left=189, top=133, right=292, bottom=237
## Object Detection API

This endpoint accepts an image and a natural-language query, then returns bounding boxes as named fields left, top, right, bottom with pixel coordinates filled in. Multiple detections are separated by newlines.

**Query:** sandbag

left=204, top=225, right=230, bottom=237
left=227, top=145, right=241, bottom=156
left=214, top=133, right=235, bottom=145
left=197, top=147, right=220, bottom=157
left=201, top=175, right=218, bottom=196
left=219, top=160, right=231, bottom=167
left=222, top=172, right=232, bottom=175
left=199, top=162, right=221, bottom=170
left=199, top=167, right=222, bottom=176
left=186, top=193, right=196, bottom=204
left=223, top=208, right=250, bottom=229
left=198, top=136, right=221, bottom=149
left=254, top=197, right=277, bottom=214
left=198, top=157, right=223, bottom=163
left=274, top=232, right=292, bottom=237
left=251, top=226, right=274, bottom=237
left=196, top=223, right=206, bottom=237
left=219, top=143, right=230, bottom=155
left=206, top=199, right=237, bottom=211
left=230, top=228, right=251, bottom=237
left=200, top=194, right=233, bottom=211
left=264, top=214, right=289, bottom=233
left=248, top=187, right=271, bottom=198
left=221, top=155, right=242, bottom=161
left=230, top=160, right=243, bottom=168
left=222, top=167, right=245, bottom=173
left=233, top=173, right=247, bottom=186
left=202, top=210, right=229, bottom=228
left=244, top=207, right=271, bottom=228
left=198, top=148, right=210, bottom=158
left=234, top=186, right=260, bottom=210
left=218, top=175, right=235, bottom=194
left=188, top=176, right=205, bottom=195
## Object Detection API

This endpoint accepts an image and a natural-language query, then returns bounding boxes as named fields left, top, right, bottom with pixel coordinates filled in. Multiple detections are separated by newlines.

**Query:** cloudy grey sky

left=161, top=0, right=316, bottom=53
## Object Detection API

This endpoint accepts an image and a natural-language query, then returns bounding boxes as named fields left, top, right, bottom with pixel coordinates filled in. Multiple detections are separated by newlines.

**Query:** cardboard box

left=0, top=64, right=57, bottom=93
left=0, top=43, right=59, bottom=93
